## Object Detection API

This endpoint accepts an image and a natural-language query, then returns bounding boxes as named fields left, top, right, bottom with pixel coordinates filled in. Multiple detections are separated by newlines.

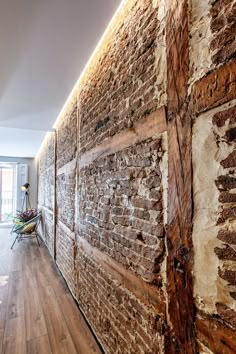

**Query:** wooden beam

left=53, top=131, right=57, bottom=261
left=196, top=314, right=236, bottom=354
left=166, top=0, right=196, bottom=352
left=191, top=58, right=236, bottom=115
left=57, top=158, right=76, bottom=176
left=57, top=220, right=75, bottom=241
left=41, top=206, right=54, bottom=215
left=79, top=106, right=166, bottom=168
left=77, top=237, right=166, bottom=317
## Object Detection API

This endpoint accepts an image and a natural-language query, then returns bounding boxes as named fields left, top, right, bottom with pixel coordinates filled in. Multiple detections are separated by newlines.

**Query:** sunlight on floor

left=0, top=275, right=8, bottom=287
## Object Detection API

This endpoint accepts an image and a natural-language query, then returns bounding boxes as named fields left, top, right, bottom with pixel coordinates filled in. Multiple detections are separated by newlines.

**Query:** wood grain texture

left=0, top=228, right=102, bottom=354
left=166, top=0, right=189, bottom=117
left=196, top=314, right=236, bottom=354
left=57, top=158, right=76, bottom=176
left=78, top=236, right=166, bottom=317
left=27, top=335, right=52, bottom=354
left=79, top=106, right=167, bottom=168
left=166, top=0, right=196, bottom=352
left=191, top=58, right=236, bottom=115
left=38, top=285, right=77, bottom=354
left=57, top=293, right=102, bottom=354
left=54, top=130, right=57, bottom=260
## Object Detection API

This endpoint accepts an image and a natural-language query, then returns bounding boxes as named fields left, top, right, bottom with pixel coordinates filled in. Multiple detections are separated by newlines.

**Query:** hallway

left=0, top=228, right=101, bottom=354
left=0, top=0, right=235, bottom=352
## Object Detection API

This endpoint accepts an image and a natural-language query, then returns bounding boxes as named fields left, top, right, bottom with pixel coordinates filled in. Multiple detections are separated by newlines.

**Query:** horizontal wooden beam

left=191, top=58, right=236, bottom=115
left=41, top=205, right=54, bottom=215
left=57, top=220, right=75, bottom=240
left=77, top=236, right=166, bottom=317
left=57, top=158, right=76, bottom=176
left=79, top=106, right=166, bottom=168
left=196, top=313, right=236, bottom=354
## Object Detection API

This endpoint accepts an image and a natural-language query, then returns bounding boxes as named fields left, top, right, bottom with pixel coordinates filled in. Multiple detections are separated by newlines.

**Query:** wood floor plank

left=24, top=287, right=47, bottom=341
left=3, top=336, right=27, bottom=354
left=27, top=334, right=52, bottom=354
left=6, top=271, right=24, bottom=320
left=0, top=228, right=102, bottom=354
left=38, top=285, right=77, bottom=354
left=58, top=293, right=102, bottom=354
left=38, top=247, right=69, bottom=296
left=0, top=328, right=4, bottom=354
left=3, top=315, right=27, bottom=354
left=0, top=276, right=9, bottom=330
left=22, top=242, right=48, bottom=341
left=4, top=315, right=26, bottom=338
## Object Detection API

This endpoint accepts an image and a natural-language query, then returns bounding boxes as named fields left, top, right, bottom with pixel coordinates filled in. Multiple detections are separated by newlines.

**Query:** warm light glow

left=36, top=0, right=130, bottom=159
left=52, top=0, right=127, bottom=130
left=35, top=131, right=55, bottom=161
left=0, top=275, right=8, bottom=287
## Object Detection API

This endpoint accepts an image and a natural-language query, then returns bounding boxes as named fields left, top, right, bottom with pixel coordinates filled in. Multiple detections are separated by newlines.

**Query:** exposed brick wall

left=213, top=105, right=236, bottom=329
left=189, top=0, right=236, bottom=88
left=56, top=96, right=77, bottom=170
left=56, top=223, right=76, bottom=295
left=193, top=101, right=236, bottom=350
left=38, top=165, right=54, bottom=210
left=77, top=248, right=166, bottom=354
left=210, top=0, right=236, bottom=65
left=38, top=134, right=55, bottom=211
left=37, top=133, right=55, bottom=256
left=42, top=210, right=54, bottom=255
left=78, top=136, right=166, bottom=284
left=37, top=0, right=236, bottom=352
left=54, top=95, right=78, bottom=295
left=56, top=170, right=76, bottom=231
left=79, top=0, right=166, bottom=154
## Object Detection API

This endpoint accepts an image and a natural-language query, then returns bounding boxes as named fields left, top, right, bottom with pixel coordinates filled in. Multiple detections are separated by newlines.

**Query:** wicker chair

left=11, top=211, right=42, bottom=249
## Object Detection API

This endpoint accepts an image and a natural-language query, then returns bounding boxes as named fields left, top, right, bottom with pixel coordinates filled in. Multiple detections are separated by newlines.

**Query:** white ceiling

left=0, top=0, right=119, bottom=158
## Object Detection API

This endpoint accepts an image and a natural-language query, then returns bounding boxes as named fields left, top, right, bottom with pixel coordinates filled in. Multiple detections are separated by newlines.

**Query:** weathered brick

left=77, top=136, right=165, bottom=280
left=56, top=103, right=77, bottom=169
left=216, top=303, right=236, bottom=330
left=225, top=127, right=236, bottom=142
left=219, top=192, right=236, bottom=203
left=36, top=0, right=236, bottom=352
left=218, top=207, right=236, bottom=224
left=56, top=224, right=76, bottom=295
left=76, top=250, right=166, bottom=354
left=56, top=170, right=76, bottom=231
left=213, top=106, right=236, bottom=127
left=215, top=175, right=236, bottom=190
left=215, top=244, right=236, bottom=261
left=221, top=150, right=236, bottom=168
left=218, top=267, right=236, bottom=286
left=217, top=229, right=236, bottom=245
left=210, top=0, right=236, bottom=64
left=79, top=0, right=166, bottom=154
left=37, top=133, right=55, bottom=256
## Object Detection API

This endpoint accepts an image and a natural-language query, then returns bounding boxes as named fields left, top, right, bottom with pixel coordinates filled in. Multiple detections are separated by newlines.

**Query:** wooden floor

left=0, top=227, right=102, bottom=354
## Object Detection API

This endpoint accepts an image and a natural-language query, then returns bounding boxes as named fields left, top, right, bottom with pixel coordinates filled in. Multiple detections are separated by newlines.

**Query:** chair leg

left=11, top=235, right=19, bottom=249
left=35, top=233, right=40, bottom=246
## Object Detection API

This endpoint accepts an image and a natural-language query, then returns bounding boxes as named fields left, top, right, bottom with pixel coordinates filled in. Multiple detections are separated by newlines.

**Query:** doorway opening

left=0, top=163, right=17, bottom=223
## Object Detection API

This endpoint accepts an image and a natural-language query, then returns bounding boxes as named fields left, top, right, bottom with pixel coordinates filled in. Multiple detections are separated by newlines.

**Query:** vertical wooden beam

left=166, top=0, right=196, bottom=352
left=53, top=130, right=57, bottom=261
left=0, top=168, right=2, bottom=222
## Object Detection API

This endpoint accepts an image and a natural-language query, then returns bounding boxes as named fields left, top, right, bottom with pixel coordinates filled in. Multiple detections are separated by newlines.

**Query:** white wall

left=0, top=156, right=37, bottom=208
